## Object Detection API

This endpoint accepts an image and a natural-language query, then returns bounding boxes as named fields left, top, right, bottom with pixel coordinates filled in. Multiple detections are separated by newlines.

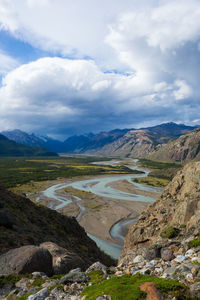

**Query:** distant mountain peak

left=1, top=122, right=199, bottom=157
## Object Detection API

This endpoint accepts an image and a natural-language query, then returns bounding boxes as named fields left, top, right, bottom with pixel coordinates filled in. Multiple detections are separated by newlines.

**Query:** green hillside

left=0, top=134, right=57, bottom=157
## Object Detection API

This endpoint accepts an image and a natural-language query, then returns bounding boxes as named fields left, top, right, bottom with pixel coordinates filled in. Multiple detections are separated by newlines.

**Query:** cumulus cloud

left=173, top=80, right=193, bottom=100
left=0, top=57, right=197, bottom=138
left=0, top=0, right=200, bottom=137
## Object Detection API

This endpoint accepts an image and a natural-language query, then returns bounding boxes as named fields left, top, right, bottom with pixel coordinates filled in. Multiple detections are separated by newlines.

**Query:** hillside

left=2, top=129, right=63, bottom=153
left=3, top=123, right=197, bottom=157
left=83, top=123, right=197, bottom=157
left=0, top=133, right=57, bottom=156
left=148, top=128, right=200, bottom=162
left=0, top=184, right=113, bottom=267
left=120, top=161, right=200, bottom=264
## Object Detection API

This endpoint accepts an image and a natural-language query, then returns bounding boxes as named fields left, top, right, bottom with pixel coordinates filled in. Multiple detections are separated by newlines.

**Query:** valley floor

left=11, top=158, right=161, bottom=258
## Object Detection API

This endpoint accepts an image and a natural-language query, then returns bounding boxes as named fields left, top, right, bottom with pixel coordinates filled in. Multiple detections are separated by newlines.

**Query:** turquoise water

left=41, top=159, right=161, bottom=258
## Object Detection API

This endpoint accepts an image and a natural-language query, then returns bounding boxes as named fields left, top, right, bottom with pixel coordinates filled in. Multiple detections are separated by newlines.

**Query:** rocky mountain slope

left=84, top=123, right=198, bottom=157
left=0, top=134, right=57, bottom=156
left=63, top=129, right=129, bottom=153
left=2, top=129, right=63, bottom=153
left=148, top=128, right=200, bottom=162
left=2, top=123, right=197, bottom=156
left=0, top=184, right=114, bottom=268
left=120, top=161, right=200, bottom=264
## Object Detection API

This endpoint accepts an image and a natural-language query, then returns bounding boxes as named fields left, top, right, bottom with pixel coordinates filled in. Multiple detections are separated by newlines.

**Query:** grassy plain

left=132, top=159, right=183, bottom=187
left=132, top=176, right=170, bottom=188
left=0, top=155, right=134, bottom=188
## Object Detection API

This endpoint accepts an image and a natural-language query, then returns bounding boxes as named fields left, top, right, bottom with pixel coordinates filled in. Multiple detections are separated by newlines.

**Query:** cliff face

left=0, top=185, right=114, bottom=267
left=149, top=128, right=200, bottom=162
left=83, top=123, right=197, bottom=158
left=120, top=161, right=200, bottom=263
left=88, top=130, right=159, bottom=157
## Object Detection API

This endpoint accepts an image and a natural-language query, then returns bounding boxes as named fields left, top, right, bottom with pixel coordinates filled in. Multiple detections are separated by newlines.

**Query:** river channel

left=40, top=159, right=161, bottom=259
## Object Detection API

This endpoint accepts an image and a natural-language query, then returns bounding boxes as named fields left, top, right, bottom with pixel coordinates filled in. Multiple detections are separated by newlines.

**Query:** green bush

left=0, top=274, right=21, bottom=288
left=88, top=270, right=105, bottom=284
left=189, top=236, right=200, bottom=248
left=161, top=226, right=179, bottom=238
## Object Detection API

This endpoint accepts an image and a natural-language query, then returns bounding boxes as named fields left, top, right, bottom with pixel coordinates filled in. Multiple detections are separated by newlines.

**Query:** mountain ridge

left=2, top=122, right=198, bottom=157
left=0, top=133, right=58, bottom=157
left=148, top=128, right=200, bottom=162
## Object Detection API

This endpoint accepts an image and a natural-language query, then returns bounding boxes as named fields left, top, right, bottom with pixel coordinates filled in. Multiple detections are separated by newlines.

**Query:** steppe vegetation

left=0, top=156, right=133, bottom=188
left=131, top=159, right=182, bottom=187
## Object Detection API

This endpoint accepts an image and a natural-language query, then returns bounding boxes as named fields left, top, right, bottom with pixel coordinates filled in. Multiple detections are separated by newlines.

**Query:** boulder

left=40, top=242, right=85, bottom=274
left=27, top=287, right=49, bottom=300
left=133, top=255, right=144, bottom=264
left=190, top=282, right=200, bottom=292
left=145, top=244, right=162, bottom=260
left=0, top=245, right=52, bottom=276
left=85, top=261, right=107, bottom=275
left=161, top=248, right=174, bottom=261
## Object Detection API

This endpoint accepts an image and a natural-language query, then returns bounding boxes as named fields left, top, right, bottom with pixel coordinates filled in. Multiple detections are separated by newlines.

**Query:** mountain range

left=0, top=133, right=57, bottom=157
left=148, top=127, right=200, bottom=162
left=2, top=122, right=199, bottom=160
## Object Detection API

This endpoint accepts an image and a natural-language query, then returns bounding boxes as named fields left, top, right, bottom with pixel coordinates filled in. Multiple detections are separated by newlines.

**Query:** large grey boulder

left=28, top=287, right=49, bottom=300
left=40, top=242, right=85, bottom=274
left=86, top=261, right=107, bottom=275
left=0, top=245, right=52, bottom=276
left=161, top=248, right=174, bottom=261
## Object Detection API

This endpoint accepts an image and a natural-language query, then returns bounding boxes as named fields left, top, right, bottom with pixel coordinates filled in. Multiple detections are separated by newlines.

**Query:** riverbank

left=11, top=159, right=162, bottom=258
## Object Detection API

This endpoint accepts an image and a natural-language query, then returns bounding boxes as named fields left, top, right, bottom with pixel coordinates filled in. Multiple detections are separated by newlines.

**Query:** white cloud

left=0, top=0, right=19, bottom=32
left=106, top=0, right=200, bottom=53
left=0, top=50, right=19, bottom=74
left=0, top=0, right=200, bottom=136
left=0, top=57, right=197, bottom=137
left=173, top=80, right=193, bottom=100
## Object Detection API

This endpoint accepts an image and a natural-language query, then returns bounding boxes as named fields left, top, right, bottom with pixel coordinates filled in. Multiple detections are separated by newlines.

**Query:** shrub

left=0, top=274, right=20, bottom=288
left=189, top=236, right=200, bottom=248
left=161, top=226, right=179, bottom=239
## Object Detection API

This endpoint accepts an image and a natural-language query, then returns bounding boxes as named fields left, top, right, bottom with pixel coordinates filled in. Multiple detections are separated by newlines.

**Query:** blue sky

left=0, top=0, right=200, bottom=139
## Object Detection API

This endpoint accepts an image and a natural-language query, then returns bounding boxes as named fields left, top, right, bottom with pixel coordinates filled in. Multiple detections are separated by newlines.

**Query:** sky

left=0, top=0, right=200, bottom=140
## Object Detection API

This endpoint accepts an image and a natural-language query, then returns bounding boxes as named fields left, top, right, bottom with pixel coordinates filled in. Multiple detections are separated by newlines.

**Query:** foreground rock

left=40, top=242, right=85, bottom=274
left=0, top=245, right=52, bottom=276
left=0, top=255, right=199, bottom=299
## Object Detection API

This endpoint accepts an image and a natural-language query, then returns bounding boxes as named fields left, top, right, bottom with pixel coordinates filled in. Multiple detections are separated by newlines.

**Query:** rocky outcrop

left=91, top=130, right=159, bottom=157
left=0, top=185, right=114, bottom=268
left=0, top=245, right=52, bottom=276
left=149, top=128, right=200, bottom=162
left=82, top=123, right=197, bottom=158
left=120, top=161, right=200, bottom=264
left=40, top=242, right=85, bottom=274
